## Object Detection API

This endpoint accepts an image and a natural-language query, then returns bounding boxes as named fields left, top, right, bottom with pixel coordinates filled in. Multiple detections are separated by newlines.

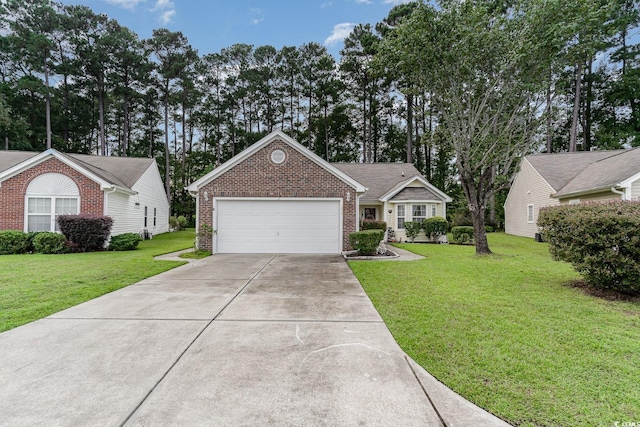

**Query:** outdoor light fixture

left=204, top=191, right=209, bottom=202
left=346, top=192, right=351, bottom=201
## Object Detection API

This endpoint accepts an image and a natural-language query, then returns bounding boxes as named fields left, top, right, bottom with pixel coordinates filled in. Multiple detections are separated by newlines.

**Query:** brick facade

left=197, top=139, right=357, bottom=252
left=0, top=157, right=104, bottom=231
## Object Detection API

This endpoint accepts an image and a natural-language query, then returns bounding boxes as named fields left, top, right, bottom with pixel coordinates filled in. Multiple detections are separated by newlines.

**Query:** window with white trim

left=527, top=204, right=534, bottom=223
left=144, top=206, right=148, bottom=228
left=153, top=208, right=157, bottom=227
left=25, top=173, right=79, bottom=232
left=412, top=204, right=427, bottom=222
left=397, top=204, right=405, bottom=229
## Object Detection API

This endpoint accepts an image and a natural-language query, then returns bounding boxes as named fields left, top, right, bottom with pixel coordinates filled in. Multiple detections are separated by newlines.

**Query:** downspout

left=611, top=187, right=626, bottom=200
left=103, top=187, right=118, bottom=244
left=103, top=187, right=118, bottom=216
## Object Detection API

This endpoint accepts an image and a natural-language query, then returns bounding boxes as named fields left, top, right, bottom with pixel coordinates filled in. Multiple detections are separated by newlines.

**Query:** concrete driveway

left=0, top=254, right=509, bottom=426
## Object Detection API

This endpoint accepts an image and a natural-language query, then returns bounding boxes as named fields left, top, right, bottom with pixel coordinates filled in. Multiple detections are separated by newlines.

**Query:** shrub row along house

left=505, top=148, right=640, bottom=238
left=0, top=149, right=169, bottom=237
left=187, top=131, right=451, bottom=254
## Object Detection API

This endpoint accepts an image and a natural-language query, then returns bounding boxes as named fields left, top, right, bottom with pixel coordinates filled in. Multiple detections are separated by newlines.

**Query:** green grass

left=0, top=230, right=195, bottom=333
left=349, top=233, right=640, bottom=427
left=179, top=249, right=211, bottom=259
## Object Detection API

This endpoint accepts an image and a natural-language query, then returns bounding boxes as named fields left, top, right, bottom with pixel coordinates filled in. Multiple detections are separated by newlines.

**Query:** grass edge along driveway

left=0, top=230, right=194, bottom=333
left=349, top=233, right=640, bottom=427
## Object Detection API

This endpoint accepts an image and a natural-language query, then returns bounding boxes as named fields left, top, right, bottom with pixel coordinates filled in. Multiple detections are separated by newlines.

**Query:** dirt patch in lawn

left=566, top=280, right=640, bottom=303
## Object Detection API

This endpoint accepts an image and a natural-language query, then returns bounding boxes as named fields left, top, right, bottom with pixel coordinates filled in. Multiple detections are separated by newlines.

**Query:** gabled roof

left=524, top=148, right=640, bottom=198
left=187, top=130, right=367, bottom=193
left=0, top=149, right=155, bottom=194
left=331, top=163, right=452, bottom=203
left=526, top=150, right=621, bottom=192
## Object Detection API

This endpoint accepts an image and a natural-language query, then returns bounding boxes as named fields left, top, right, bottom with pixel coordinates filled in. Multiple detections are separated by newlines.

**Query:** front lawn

left=0, top=230, right=194, bottom=333
left=349, top=233, right=640, bottom=426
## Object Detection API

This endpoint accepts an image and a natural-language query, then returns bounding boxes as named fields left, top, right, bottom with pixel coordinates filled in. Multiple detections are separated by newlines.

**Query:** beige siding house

left=505, top=148, right=640, bottom=238
left=331, top=163, right=452, bottom=243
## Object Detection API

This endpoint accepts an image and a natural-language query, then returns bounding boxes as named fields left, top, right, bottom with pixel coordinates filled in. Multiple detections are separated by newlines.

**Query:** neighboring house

left=505, top=148, right=640, bottom=238
left=187, top=130, right=451, bottom=254
left=0, top=148, right=169, bottom=237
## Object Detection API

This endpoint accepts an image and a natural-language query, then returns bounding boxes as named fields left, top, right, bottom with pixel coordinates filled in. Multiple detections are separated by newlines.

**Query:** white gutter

left=610, top=187, right=626, bottom=200
left=103, top=187, right=118, bottom=216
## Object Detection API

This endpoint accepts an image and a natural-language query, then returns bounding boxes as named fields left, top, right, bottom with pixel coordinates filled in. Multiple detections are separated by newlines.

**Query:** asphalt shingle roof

left=331, top=163, right=424, bottom=202
left=390, top=187, right=439, bottom=201
left=0, top=150, right=154, bottom=191
left=525, top=148, right=640, bottom=197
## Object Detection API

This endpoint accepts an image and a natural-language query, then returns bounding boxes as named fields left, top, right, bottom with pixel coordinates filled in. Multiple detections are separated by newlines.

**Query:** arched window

left=25, top=173, right=80, bottom=232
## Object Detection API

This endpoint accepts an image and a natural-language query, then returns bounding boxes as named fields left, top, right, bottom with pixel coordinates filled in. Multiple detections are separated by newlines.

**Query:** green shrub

left=403, top=221, right=422, bottom=243
left=538, top=201, right=640, bottom=293
left=57, top=214, right=113, bottom=252
left=485, top=225, right=495, bottom=233
left=422, top=217, right=449, bottom=242
left=170, top=215, right=189, bottom=231
left=26, top=231, right=44, bottom=252
left=361, top=219, right=387, bottom=231
left=0, top=231, right=29, bottom=255
left=33, top=232, right=67, bottom=254
left=451, top=226, right=475, bottom=244
left=452, top=211, right=473, bottom=227
left=349, top=230, right=384, bottom=256
left=108, top=233, right=141, bottom=251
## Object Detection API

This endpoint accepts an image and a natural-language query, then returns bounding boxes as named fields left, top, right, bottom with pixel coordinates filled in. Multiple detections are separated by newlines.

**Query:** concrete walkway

left=0, top=254, right=510, bottom=427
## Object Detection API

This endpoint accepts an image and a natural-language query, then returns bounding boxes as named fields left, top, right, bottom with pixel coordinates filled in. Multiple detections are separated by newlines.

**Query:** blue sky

left=58, top=0, right=412, bottom=58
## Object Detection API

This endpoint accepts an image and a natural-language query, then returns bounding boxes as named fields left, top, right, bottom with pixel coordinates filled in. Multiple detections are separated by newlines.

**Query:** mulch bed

left=566, top=280, right=640, bottom=303
left=344, top=250, right=396, bottom=258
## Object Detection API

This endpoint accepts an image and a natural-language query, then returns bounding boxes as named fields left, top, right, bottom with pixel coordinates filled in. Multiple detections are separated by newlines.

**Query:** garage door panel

left=216, top=200, right=341, bottom=254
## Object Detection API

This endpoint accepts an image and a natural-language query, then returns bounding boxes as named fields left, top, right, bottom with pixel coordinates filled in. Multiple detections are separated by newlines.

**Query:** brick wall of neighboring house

left=0, top=157, right=104, bottom=231
left=197, top=139, right=357, bottom=252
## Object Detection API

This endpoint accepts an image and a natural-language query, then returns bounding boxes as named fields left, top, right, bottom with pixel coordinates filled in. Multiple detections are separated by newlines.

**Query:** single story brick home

left=187, top=130, right=451, bottom=254
left=505, top=148, right=640, bottom=238
left=0, top=148, right=169, bottom=237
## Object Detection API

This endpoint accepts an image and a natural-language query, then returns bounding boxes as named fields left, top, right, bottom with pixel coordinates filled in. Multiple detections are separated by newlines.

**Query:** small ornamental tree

left=538, top=201, right=640, bottom=294
left=403, top=221, right=422, bottom=243
left=422, top=217, right=449, bottom=242
left=57, top=214, right=113, bottom=252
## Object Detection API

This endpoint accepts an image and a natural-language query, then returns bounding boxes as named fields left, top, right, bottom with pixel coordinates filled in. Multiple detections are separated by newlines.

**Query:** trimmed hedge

left=33, top=232, right=67, bottom=254
left=108, top=233, right=141, bottom=251
left=423, top=217, right=449, bottom=242
left=403, top=221, right=422, bottom=243
left=349, top=230, right=384, bottom=256
left=0, top=231, right=29, bottom=255
left=361, top=219, right=387, bottom=231
left=58, top=214, right=113, bottom=252
left=538, top=201, right=640, bottom=293
left=170, top=215, right=188, bottom=231
left=451, top=226, right=474, bottom=244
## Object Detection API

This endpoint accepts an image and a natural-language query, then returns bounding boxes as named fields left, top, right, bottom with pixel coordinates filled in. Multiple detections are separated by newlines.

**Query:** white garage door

left=215, top=199, right=342, bottom=254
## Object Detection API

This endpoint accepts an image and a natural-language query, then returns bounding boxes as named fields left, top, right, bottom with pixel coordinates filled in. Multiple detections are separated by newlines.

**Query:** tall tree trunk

left=4, top=135, right=8, bottom=151
left=123, top=92, right=129, bottom=157
left=406, top=92, right=413, bottom=164
left=489, top=165, right=496, bottom=226
left=324, top=104, right=329, bottom=161
left=459, top=166, right=492, bottom=255
left=98, top=81, right=106, bottom=156
left=44, top=53, right=51, bottom=150
left=546, top=74, right=553, bottom=153
left=164, top=91, right=171, bottom=204
left=569, top=62, right=583, bottom=152
left=583, top=58, right=593, bottom=151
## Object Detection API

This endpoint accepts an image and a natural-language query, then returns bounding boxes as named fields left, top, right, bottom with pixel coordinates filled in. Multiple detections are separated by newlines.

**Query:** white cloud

left=252, top=18, right=264, bottom=25
left=159, top=9, right=176, bottom=24
left=355, top=0, right=372, bottom=4
left=324, top=23, right=355, bottom=47
left=250, top=8, right=264, bottom=25
left=381, top=0, right=413, bottom=4
left=321, top=2, right=333, bottom=8
left=152, top=0, right=174, bottom=10
left=104, top=0, right=146, bottom=10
